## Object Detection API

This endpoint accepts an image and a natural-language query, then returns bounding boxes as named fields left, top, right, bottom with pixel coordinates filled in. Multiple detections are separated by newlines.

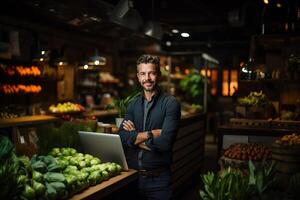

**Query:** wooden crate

left=229, top=118, right=271, bottom=128
left=272, top=143, right=300, bottom=174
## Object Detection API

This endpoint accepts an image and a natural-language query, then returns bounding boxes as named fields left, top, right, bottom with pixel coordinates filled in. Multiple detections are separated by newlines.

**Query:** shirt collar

left=142, top=86, right=161, bottom=102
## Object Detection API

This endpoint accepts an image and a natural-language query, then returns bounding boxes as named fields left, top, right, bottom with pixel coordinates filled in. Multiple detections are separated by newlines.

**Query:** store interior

left=0, top=0, right=299, bottom=200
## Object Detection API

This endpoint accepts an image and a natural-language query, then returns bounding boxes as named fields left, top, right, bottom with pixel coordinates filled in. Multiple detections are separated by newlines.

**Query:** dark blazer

left=119, top=89, right=181, bottom=169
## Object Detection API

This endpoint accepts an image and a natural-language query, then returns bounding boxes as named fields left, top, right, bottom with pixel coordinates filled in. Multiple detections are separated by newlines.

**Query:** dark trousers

left=136, top=170, right=172, bottom=200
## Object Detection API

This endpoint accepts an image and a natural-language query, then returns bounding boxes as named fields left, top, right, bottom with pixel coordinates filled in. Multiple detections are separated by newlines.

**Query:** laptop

left=78, top=131, right=129, bottom=171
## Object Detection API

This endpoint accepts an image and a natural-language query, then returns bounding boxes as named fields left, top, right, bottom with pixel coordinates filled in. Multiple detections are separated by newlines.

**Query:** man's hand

left=152, top=129, right=162, bottom=138
left=139, top=142, right=151, bottom=151
left=122, top=120, right=136, bottom=131
left=138, top=130, right=161, bottom=151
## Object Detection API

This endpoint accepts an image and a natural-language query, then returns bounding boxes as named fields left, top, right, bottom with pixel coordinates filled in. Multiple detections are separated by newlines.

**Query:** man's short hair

left=136, top=54, right=161, bottom=74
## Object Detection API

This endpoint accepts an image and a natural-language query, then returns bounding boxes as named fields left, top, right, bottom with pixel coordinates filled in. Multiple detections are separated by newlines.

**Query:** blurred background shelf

left=0, top=115, right=58, bottom=128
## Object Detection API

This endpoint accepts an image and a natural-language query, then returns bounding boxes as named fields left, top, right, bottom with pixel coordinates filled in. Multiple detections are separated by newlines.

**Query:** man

left=119, top=54, right=181, bottom=200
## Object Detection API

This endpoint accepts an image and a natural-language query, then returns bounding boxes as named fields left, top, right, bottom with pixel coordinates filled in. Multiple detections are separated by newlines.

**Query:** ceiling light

left=41, top=50, right=45, bottom=55
left=181, top=32, right=190, bottom=38
left=39, top=58, right=44, bottom=62
left=166, top=41, right=172, bottom=46
left=88, top=49, right=106, bottom=66
left=172, top=29, right=179, bottom=34
left=263, top=0, right=269, bottom=4
left=276, top=3, right=282, bottom=8
left=83, top=64, right=89, bottom=69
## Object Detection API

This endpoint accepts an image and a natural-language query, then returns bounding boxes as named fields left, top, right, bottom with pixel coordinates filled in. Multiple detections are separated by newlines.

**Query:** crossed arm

left=122, top=120, right=161, bottom=151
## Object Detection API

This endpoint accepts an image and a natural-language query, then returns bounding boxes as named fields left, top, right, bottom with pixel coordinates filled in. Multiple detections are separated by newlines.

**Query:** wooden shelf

left=239, top=79, right=300, bottom=84
left=83, top=109, right=118, bottom=118
left=0, top=115, right=58, bottom=128
left=70, top=169, right=138, bottom=200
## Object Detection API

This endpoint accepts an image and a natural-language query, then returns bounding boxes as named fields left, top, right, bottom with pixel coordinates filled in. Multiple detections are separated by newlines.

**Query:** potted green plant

left=179, top=72, right=204, bottom=106
left=113, top=91, right=140, bottom=127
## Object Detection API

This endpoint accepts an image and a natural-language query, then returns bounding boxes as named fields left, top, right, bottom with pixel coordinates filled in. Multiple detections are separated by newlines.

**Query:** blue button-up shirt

left=119, top=89, right=181, bottom=169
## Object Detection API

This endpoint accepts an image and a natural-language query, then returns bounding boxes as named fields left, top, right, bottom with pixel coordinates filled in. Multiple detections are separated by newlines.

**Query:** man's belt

left=138, top=167, right=169, bottom=177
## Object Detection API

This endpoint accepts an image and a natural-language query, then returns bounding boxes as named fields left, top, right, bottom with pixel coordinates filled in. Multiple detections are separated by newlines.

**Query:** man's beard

left=142, top=80, right=156, bottom=92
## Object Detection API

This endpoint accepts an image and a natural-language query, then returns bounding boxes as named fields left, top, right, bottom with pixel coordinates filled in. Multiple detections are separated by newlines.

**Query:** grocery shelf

left=83, top=109, right=118, bottom=118
left=239, top=79, right=300, bottom=84
left=0, top=115, right=58, bottom=128
left=70, top=169, right=138, bottom=200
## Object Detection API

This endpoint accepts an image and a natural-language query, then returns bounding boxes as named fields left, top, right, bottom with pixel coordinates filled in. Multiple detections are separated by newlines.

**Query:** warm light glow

left=59, top=62, right=63, bottom=66
left=211, top=70, right=218, bottom=96
left=83, top=64, right=88, bottom=69
left=230, top=70, right=238, bottom=96
left=39, top=58, right=44, bottom=62
left=94, top=60, right=100, bottom=65
left=172, top=29, right=179, bottom=34
left=165, top=65, right=170, bottom=71
left=276, top=3, right=282, bottom=8
left=240, top=62, right=244, bottom=67
left=263, top=0, right=269, bottom=4
left=184, top=69, right=190, bottom=75
left=41, top=50, right=45, bottom=55
left=181, top=32, right=190, bottom=38
left=200, top=69, right=211, bottom=77
left=222, top=70, right=229, bottom=96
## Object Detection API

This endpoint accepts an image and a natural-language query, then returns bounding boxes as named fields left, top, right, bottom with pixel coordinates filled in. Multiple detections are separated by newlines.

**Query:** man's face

left=137, top=63, right=160, bottom=92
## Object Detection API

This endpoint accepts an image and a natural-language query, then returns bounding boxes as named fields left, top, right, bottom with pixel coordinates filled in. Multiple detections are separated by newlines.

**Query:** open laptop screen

left=78, top=131, right=129, bottom=171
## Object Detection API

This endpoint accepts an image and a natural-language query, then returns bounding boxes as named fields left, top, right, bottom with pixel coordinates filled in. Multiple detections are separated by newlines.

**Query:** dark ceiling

left=0, top=0, right=298, bottom=54
left=104, top=0, right=298, bottom=50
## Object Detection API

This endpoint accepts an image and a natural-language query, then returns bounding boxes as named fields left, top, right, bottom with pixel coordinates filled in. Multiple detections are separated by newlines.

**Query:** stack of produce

left=0, top=84, right=42, bottom=94
left=272, top=133, right=300, bottom=175
left=0, top=135, right=123, bottom=200
left=275, top=133, right=300, bottom=145
left=223, top=143, right=272, bottom=161
left=0, top=135, right=22, bottom=200
left=49, top=102, right=85, bottom=113
left=5, top=66, right=41, bottom=76
left=0, top=111, right=18, bottom=119
left=238, top=91, right=270, bottom=107
left=17, top=147, right=122, bottom=200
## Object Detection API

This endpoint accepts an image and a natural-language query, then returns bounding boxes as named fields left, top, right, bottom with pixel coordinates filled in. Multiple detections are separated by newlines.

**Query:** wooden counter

left=70, top=169, right=138, bottom=200
left=83, top=109, right=118, bottom=118
left=171, top=113, right=205, bottom=197
left=0, top=115, right=58, bottom=128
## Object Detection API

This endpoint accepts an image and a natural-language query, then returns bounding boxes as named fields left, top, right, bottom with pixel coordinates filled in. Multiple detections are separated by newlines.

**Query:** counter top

left=83, top=109, right=118, bottom=118
left=70, top=169, right=138, bottom=200
left=0, top=115, right=58, bottom=128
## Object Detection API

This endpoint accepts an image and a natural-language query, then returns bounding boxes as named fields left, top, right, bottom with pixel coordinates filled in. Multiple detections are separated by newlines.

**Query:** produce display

left=0, top=111, right=18, bottom=119
left=275, top=133, right=300, bottom=145
left=49, top=102, right=85, bottom=113
left=0, top=136, right=123, bottom=200
left=0, top=84, right=42, bottom=94
left=200, top=161, right=276, bottom=200
left=223, top=143, right=272, bottom=161
left=0, top=135, right=21, bottom=199
left=6, top=66, right=41, bottom=77
left=238, top=91, right=270, bottom=107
